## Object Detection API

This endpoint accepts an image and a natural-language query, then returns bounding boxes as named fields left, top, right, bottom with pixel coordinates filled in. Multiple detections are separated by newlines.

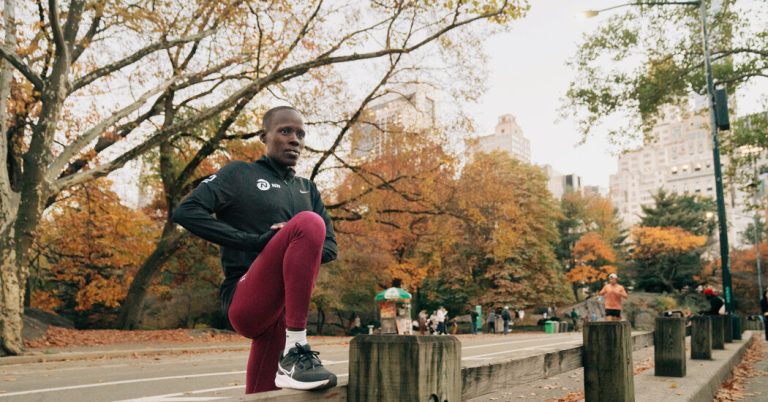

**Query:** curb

left=0, top=344, right=251, bottom=366
left=689, top=332, right=756, bottom=402
left=634, top=330, right=758, bottom=402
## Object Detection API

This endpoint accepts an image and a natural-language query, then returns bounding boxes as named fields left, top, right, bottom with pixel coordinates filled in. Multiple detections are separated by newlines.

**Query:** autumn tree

left=562, top=0, right=766, bottom=145
left=326, top=114, right=459, bottom=317
left=30, top=179, right=158, bottom=327
left=640, top=189, right=716, bottom=236
left=728, top=243, right=767, bottom=313
left=565, top=232, right=618, bottom=296
left=430, top=151, right=573, bottom=311
left=556, top=191, right=624, bottom=284
left=630, top=226, right=707, bottom=292
left=0, top=0, right=528, bottom=353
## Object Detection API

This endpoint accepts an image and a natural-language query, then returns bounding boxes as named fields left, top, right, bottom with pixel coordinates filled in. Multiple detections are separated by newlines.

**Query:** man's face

left=262, top=109, right=305, bottom=167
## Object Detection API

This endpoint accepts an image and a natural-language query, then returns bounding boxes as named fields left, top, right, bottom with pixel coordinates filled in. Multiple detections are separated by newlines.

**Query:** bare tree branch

left=69, top=29, right=216, bottom=94
left=53, top=3, right=510, bottom=192
left=46, top=76, right=183, bottom=182
left=47, top=0, right=67, bottom=60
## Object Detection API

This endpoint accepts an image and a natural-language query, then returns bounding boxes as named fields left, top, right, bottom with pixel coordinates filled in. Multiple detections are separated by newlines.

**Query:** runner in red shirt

left=598, top=273, right=628, bottom=321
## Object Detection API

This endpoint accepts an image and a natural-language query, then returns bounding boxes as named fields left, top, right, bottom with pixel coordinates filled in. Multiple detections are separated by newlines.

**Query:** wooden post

left=691, top=316, right=712, bottom=360
left=724, top=315, right=734, bottom=342
left=733, top=314, right=742, bottom=341
left=654, top=317, right=686, bottom=377
left=711, top=315, right=725, bottom=349
left=348, top=335, right=461, bottom=402
left=583, top=321, right=634, bottom=402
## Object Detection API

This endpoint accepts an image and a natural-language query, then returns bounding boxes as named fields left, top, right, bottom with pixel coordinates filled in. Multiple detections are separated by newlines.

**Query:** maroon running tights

left=227, top=211, right=325, bottom=393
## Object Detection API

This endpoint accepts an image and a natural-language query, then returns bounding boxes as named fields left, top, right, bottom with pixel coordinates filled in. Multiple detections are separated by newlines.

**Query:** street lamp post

left=585, top=0, right=735, bottom=313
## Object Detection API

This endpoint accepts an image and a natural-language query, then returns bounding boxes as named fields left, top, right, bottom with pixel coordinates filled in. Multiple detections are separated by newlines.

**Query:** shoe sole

left=275, top=373, right=337, bottom=391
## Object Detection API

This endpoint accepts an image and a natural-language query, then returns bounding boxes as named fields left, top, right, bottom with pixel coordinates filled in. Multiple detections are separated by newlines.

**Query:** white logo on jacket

left=257, top=179, right=270, bottom=191
left=202, top=174, right=217, bottom=184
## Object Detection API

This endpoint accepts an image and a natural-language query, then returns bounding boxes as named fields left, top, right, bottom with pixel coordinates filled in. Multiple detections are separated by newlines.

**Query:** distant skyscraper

left=609, top=104, right=754, bottom=246
left=348, top=85, right=437, bottom=161
left=470, top=114, right=531, bottom=163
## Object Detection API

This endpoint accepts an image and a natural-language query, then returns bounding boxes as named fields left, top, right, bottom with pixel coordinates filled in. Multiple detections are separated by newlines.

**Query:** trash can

left=553, top=321, right=560, bottom=333
left=544, top=321, right=555, bottom=334
left=560, top=322, right=568, bottom=332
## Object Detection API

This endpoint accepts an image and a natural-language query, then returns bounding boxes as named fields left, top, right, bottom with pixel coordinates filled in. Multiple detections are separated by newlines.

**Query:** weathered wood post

left=654, top=317, right=686, bottom=377
left=732, top=314, right=742, bottom=341
left=691, top=316, right=712, bottom=360
left=711, top=315, right=725, bottom=349
left=348, top=335, right=461, bottom=402
left=724, top=315, right=734, bottom=342
left=583, top=321, right=634, bottom=402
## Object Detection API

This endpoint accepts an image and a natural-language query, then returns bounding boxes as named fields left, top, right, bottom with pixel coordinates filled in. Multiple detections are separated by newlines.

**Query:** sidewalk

left=739, top=337, right=768, bottom=402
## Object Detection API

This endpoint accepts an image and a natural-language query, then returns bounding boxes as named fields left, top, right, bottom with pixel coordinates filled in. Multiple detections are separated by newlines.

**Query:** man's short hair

left=262, top=105, right=299, bottom=131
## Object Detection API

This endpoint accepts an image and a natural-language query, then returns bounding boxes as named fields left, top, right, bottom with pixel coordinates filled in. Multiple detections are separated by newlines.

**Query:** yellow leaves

left=630, top=226, right=706, bottom=258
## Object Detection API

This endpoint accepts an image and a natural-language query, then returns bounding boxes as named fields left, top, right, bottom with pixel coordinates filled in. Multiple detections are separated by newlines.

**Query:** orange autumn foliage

left=32, top=180, right=158, bottom=322
left=566, top=232, right=617, bottom=285
left=630, top=226, right=706, bottom=257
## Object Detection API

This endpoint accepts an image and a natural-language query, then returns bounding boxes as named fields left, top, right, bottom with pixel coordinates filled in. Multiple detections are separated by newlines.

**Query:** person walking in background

left=501, top=306, right=512, bottom=335
left=486, top=309, right=496, bottom=334
left=518, top=308, right=525, bottom=324
left=418, top=309, right=428, bottom=335
left=761, top=289, right=768, bottom=341
left=598, top=273, right=628, bottom=321
left=570, top=309, right=579, bottom=331
left=173, top=106, right=338, bottom=393
left=436, top=307, right=447, bottom=335
left=469, top=308, right=479, bottom=335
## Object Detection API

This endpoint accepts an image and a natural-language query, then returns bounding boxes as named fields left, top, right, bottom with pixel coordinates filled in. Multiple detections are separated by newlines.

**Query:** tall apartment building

left=348, top=86, right=437, bottom=160
left=469, top=114, right=531, bottom=163
left=609, top=105, right=754, bottom=246
left=541, top=164, right=584, bottom=199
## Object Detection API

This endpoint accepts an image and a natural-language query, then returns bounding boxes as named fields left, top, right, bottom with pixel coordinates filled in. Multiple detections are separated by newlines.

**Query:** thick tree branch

left=0, top=46, right=44, bottom=90
left=53, top=3, right=509, bottom=192
left=46, top=76, right=183, bottom=182
left=47, top=0, right=67, bottom=60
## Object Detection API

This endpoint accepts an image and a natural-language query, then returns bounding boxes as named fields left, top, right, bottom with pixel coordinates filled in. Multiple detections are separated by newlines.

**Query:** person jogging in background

left=598, top=273, right=628, bottom=321
left=173, top=106, right=338, bottom=394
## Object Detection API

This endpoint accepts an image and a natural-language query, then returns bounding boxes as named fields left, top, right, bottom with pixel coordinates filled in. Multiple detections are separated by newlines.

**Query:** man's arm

left=173, top=162, right=274, bottom=252
left=310, top=181, right=337, bottom=263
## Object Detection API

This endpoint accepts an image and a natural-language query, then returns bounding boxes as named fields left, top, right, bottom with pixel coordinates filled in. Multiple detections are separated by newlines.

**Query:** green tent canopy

left=374, top=287, right=412, bottom=302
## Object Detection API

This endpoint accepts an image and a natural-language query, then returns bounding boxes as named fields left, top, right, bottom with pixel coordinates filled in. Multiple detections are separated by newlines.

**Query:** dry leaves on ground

left=549, top=390, right=584, bottom=402
left=713, top=336, right=765, bottom=401
left=633, top=356, right=654, bottom=375
left=24, top=326, right=243, bottom=348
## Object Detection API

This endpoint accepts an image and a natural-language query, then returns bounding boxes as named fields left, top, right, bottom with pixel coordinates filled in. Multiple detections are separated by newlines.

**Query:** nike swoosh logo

left=299, top=190, right=310, bottom=194
left=279, top=364, right=296, bottom=377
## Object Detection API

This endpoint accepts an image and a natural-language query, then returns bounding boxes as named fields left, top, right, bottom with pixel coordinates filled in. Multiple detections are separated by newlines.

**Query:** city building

left=609, top=104, right=756, bottom=246
left=348, top=86, right=437, bottom=161
left=469, top=114, right=531, bottom=163
left=541, top=164, right=584, bottom=199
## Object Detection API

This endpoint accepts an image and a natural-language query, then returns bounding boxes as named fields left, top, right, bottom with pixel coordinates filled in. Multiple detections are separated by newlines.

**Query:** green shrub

left=653, top=295, right=678, bottom=312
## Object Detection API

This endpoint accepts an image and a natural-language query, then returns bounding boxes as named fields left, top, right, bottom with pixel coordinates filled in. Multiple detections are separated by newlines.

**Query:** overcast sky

left=470, top=0, right=767, bottom=188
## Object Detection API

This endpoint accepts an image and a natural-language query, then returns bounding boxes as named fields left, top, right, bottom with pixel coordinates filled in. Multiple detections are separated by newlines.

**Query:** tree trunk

left=316, top=306, right=325, bottom=335
left=0, top=225, right=24, bottom=355
left=117, top=227, right=188, bottom=329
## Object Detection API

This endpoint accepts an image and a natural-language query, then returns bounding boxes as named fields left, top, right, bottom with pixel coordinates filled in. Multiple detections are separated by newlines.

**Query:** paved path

left=741, top=338, right=768, bottom=402
left=0, top=333, right=583, bottom=402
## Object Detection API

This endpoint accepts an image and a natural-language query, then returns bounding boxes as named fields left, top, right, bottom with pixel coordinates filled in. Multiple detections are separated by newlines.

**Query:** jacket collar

left=256, top=155, right=295, bottom=180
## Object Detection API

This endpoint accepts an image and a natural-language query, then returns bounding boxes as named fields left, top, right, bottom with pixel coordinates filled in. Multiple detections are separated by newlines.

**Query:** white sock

left=284, top=329, right=308, bottom=355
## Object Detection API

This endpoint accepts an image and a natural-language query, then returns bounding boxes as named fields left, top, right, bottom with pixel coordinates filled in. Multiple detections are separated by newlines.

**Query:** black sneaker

left=275, top=343, right=337, bottom=390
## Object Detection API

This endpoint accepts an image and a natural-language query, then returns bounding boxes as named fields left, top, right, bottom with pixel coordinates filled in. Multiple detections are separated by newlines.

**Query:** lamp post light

left=585, top=0, right=736, bottom=313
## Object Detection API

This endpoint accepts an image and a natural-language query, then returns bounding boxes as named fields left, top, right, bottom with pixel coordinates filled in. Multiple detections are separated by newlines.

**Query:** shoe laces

left=294, top=343, right=322, bottom=368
